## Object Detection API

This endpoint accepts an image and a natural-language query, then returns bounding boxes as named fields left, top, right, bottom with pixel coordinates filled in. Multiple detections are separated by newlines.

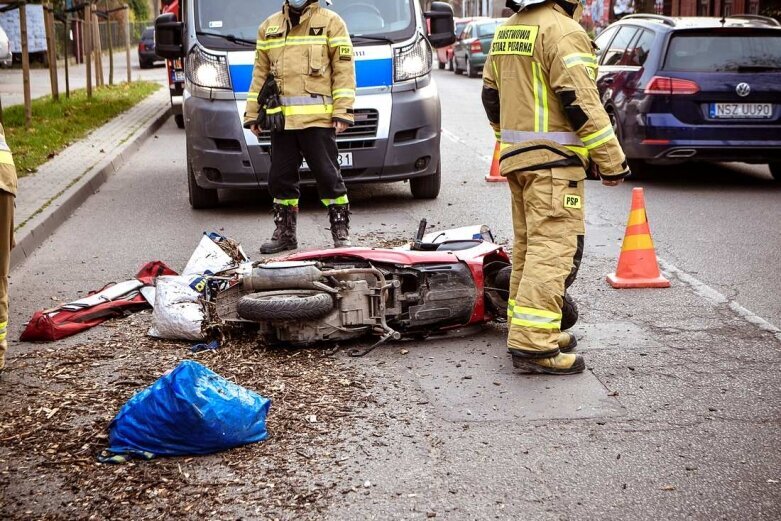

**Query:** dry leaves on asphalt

left=0, top=314, right=380, bottom=520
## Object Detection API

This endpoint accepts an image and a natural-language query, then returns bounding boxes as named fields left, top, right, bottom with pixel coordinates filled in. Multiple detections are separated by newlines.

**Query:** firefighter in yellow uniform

left=482, top=0, right=630, bottom=375
left=0, top=123, right=17, bottom=376
left=244, top=0, right=356, bottom=254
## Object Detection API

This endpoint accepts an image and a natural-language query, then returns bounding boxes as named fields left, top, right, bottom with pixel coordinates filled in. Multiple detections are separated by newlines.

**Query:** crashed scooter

left=212, top=222, right=578, bottom=355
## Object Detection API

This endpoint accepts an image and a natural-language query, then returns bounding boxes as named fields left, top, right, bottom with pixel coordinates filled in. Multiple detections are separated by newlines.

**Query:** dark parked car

left=436, top=17, right=486, bottom=70
left=453, top=18, right=504, bottom=78
left=138, top=27, right=162, bottom=69
left=593, top=14, right=781, bottom=180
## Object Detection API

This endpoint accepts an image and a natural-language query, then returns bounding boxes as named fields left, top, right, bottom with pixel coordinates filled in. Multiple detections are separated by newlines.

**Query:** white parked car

left=0, top=25, right=12, bottom=68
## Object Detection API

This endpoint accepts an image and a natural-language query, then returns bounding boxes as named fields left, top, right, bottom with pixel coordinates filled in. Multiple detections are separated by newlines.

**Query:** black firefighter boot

left=260, top=204, right=298, bottom=254
left=328, top=204, right=352, bottom=248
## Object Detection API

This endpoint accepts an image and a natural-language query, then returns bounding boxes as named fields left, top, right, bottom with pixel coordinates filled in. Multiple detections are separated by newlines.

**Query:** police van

left=155, top=0, right=455, bottom=208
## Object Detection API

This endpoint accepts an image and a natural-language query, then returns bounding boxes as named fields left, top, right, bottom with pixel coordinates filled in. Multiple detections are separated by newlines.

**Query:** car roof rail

left=620, top=14, right=677, bottom=27
left=728, top=14, right=781, bottom=27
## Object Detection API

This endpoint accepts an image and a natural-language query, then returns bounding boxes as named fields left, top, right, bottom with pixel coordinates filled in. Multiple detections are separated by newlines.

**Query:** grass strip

left=3, top=81, right=161, bottom=177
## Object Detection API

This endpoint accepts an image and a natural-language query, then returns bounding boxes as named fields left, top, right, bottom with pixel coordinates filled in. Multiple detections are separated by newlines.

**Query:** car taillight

left=645, top=76, right=700, bottom=95
left=470, top=40, right=482, bottom=54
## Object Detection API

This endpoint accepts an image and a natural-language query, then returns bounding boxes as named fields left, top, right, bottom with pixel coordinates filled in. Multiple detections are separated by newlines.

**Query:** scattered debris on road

left=0, top=315, right=376, bottom=518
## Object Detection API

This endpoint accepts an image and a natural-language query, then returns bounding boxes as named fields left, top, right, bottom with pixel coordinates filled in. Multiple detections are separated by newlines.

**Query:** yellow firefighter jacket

left=243, top=3, right=356, bottom=130
left=0, top=124, right=17, bottom=196
left=482, top=2, right=628, bottom=180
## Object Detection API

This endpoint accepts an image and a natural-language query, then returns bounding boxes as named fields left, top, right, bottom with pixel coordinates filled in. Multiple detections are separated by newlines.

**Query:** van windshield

left=195, top=0, right=416, bottom=50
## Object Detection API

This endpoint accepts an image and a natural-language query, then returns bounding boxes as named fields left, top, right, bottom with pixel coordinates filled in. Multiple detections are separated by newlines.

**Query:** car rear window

left=476, top=21, right=501, bottom=37
left=664, top=33, right=781, bottom=72
left=142, top=28, right=154, bottom=39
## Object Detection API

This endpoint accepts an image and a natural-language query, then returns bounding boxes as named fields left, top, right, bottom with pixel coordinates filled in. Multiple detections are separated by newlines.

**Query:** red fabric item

left=20, top=261, right=177, bottom=342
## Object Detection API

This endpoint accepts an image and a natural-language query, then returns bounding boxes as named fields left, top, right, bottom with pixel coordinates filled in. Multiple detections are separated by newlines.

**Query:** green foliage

left=127, top=0, right=150, bottom=21
left=3, top=82, right=160, bottom=176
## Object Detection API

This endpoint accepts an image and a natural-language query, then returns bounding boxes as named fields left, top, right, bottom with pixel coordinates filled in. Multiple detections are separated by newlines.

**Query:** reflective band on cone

left=485, top=141, right=507, bottom=183
left=607, top=187, right=671, bottom=289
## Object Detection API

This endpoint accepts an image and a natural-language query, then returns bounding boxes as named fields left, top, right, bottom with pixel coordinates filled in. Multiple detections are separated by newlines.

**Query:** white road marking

left=441, top=128, right=493, bottom=165
left=660, top=259, right=781, bottom=344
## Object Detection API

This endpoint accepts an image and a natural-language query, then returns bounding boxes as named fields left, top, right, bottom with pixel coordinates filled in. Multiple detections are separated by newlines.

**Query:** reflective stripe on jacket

left=243, top=4, right=356, bottom=130
left=0, top=124, right=17, bottom=196
left=482, top=3, right=627, bottom=179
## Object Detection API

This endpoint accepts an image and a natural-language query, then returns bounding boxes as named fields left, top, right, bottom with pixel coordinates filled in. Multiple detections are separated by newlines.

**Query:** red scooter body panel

left=287, top=247, right=460, bottom=266
left=287, top=241, right=510, bottom=328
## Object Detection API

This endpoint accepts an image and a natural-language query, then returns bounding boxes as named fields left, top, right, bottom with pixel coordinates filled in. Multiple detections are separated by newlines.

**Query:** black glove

left=258, top=94, right=284, bottom=133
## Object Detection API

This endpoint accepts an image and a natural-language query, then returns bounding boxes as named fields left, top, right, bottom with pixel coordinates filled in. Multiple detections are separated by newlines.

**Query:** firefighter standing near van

left=482, top=0, right=630, bottom=375
left=245, top=0, right=356, bottom=254
left=0, top=123, right=17, bottom=377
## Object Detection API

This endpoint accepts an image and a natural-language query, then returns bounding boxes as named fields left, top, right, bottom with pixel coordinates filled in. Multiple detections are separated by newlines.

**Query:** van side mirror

left=155, top=13, right=184, bottom=59
left=425, top=1, right=456, bottom=49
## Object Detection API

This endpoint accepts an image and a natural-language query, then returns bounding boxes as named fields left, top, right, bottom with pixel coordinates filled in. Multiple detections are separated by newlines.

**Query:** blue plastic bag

left=100, top=360, right=271, bottom=462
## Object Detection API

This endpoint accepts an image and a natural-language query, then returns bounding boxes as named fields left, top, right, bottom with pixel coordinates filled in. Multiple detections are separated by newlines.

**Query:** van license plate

left=302, top=152, right=353, bottom=171
left=709, top=103, right=772, bottom=119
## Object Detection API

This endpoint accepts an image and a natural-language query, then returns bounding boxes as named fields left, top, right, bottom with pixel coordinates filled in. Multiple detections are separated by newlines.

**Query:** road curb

left=10, top=104, right=172, bottom=270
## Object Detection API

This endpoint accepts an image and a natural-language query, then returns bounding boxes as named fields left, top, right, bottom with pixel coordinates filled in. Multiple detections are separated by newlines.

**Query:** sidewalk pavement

left=0, top=51, right=167, bottom=108
left=10, top=87, right=171, bottom=269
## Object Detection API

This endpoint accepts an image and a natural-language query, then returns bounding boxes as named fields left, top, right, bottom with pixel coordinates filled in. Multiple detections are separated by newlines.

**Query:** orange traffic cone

left=485, top=141, right=507, bottom=183
left=607, top=187, right=670, bottom=289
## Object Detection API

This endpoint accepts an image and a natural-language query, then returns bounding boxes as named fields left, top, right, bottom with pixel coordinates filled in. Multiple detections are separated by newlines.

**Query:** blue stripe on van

left=228, top=58, right=393, bottom=93
left=230, top=64, right=254, bottom=93
left=355, top=58, right=393, bottom=88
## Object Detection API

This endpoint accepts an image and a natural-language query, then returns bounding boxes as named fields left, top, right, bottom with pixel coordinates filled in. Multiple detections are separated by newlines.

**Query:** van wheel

left=188, top=159, right=219, bottom=209
left=410, top=161, right=441, bottom=199
left=174, top=114, right=185, bottom=129
left=769, top=162, right=781, bottom=182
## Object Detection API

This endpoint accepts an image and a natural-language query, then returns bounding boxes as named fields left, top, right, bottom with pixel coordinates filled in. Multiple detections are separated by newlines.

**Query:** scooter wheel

left=238, top=290, right=334, bottom=321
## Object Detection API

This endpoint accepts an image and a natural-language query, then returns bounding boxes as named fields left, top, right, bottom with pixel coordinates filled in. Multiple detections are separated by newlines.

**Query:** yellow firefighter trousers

left=506, top=166, right=585, bottom=356
left=0, top=190, right=13, bottom=369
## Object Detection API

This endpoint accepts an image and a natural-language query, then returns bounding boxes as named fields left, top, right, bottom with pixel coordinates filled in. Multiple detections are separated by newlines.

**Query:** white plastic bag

left=182, top=234, right=235, bottom=277
left=148, top=276, right=206, bottom=341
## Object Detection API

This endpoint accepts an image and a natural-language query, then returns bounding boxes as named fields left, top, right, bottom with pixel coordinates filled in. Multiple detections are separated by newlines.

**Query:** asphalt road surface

left=4, top=68, right=781, bottom=519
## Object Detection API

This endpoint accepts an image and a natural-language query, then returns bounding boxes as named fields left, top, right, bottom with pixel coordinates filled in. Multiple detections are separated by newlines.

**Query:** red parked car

left=436, top=17, right=486, bottom=70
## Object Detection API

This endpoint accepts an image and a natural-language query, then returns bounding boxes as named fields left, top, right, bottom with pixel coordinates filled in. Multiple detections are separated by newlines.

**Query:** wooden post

left=45, top=5, right=59, bottom=101
left=85, top=4, right=93, bottom=98
left=93, top=11, right=103, bottom=87
left=95, top=12, right=104, bottom=86
left=125, top=6, right=131, bottom=83
left=106, top=1, right=114, bottom=85
left=63, top=18, right=70, bottom=97
left=20, top=2, right=32, bottom=129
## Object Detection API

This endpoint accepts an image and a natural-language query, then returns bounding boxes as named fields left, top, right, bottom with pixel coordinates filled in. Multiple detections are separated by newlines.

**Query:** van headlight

left=186, top=46, right=232, bottom=90
left=394, top=37, right=432, bottom=82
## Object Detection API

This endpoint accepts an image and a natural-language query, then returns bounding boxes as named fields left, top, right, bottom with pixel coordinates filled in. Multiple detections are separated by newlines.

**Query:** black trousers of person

left=268, top=128, right=348, bottom=204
